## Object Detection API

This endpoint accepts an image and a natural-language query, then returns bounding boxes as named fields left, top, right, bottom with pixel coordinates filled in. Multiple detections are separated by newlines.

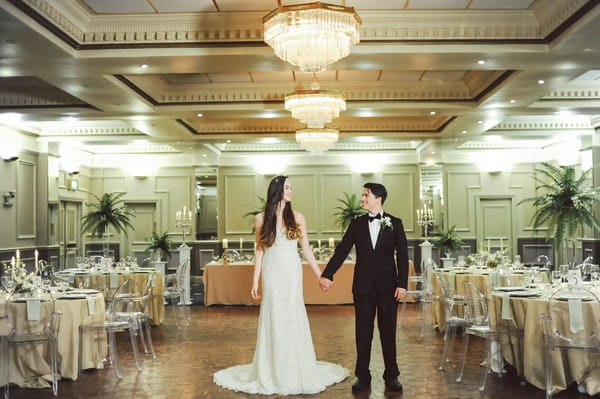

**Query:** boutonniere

left=380, top=216, right=393, bottom=230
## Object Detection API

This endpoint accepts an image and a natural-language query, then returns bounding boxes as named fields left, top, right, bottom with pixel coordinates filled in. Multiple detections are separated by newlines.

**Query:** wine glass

left=551, top=270, right=562, bottom=287
left=1, top=275, right=16, bottom=296
left=559, top=264, right=569, bottom=284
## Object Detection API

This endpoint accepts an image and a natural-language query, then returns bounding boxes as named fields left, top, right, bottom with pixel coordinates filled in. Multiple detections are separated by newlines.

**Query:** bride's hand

left=251, top=284, right=261, bottom=300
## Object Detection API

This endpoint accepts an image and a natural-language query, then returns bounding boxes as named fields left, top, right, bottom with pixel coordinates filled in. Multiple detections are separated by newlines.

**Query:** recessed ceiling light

left=461, top=130, right=467, bottom=134
left=538, top=79, right=545, bottom=84
left=477, top=60, right=486, bottom=65
left=196, top=113, right=203, bottom=117
left=477, top=120, right=483, bottom=124
left=202, top=153, right=207, bottom=157
left=226, top=139, right=231, bottom=143
left=139, top=64, right=148, bottom=69
left=429, top=111, right=436, bottom=115
left=509, top=99, right=516, bottom=103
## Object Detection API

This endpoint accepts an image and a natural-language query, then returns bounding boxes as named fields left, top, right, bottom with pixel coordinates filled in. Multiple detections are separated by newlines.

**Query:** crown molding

left=10, top=0, right=592, bottom=47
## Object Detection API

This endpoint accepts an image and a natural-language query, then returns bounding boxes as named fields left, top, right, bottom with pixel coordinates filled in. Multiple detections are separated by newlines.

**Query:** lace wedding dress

left=214, top=229, right=348, bottom=395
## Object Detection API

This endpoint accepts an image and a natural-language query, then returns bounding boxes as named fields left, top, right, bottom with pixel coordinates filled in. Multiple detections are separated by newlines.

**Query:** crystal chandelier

left=296, top=128, right=339, bottom=153
left=285, top=74, right=346, bottom=128
left=263, top=1, right=361, bottom=73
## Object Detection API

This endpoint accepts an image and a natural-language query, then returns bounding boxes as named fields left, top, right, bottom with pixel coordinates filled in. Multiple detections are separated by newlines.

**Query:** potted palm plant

left=334, top=192, right=367, bottom=231
left=144, top=231, right=172, bottom=261
left=81, top=192, right=135, bottom=257
left=518, top=162, right=600, bottom=265
left=432, top=225, right=464, bottom=258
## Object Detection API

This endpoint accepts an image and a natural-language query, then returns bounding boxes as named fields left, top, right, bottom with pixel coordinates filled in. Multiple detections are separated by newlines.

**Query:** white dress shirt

left=368, top=212, right=383, bottom=249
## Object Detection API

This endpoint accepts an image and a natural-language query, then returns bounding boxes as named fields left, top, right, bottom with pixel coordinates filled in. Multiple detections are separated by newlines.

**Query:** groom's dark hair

left=364, top=182, right=387, bottom=204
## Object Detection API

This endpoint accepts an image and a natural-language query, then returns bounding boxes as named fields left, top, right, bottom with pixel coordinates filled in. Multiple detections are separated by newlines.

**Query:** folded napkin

left=109, top=272, right=119, bottom=289
left=86, top=296, right=96, bottom=315
left=501, top=292, right=513, bottom=320
left=68, top=273, right=75, bottom=284
left=26, top=298, right=41, bottom=321
left=569, top=298, right=584, bottom=333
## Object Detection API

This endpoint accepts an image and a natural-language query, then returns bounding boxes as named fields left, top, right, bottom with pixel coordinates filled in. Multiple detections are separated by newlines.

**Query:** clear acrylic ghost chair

left=125, top=272, right=157, bottom=359
left=399, top=258, right=436, bottom=337
left=436, top=272, right=469, bottom=372
left=163, top=259, right=190, bottom=329
left=1, top=292, right=9, bottom=397
left=541, top=284, right=600, bottom=399
left=79, top=279, right=142, bottom=379
left=4, top=293, right=61, bottom=398
left=457, top=280, right=520, bottom=391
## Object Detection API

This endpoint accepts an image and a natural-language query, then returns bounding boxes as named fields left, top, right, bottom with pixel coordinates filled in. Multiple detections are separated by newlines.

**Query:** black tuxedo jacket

left=322, top=213, right=409, bottom=295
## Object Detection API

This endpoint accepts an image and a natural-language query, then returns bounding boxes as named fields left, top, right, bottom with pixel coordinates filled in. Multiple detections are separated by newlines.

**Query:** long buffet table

left=204, top=261, right=416, bottom=306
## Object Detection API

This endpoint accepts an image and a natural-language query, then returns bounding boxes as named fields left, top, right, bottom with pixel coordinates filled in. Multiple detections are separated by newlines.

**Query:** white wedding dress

left=214, top=229, right=348, bottom=395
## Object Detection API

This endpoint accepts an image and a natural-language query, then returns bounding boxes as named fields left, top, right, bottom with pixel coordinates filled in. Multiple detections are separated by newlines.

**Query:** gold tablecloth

left=1, top=293, right=106, bottom=388
left=73, top=271, right=164, bottom=324
left=490, top=292, right=600, bottom=395
left=431, top=269, right=533, bottom=331
left=203, top=262, right=355, bottom=306
left=204, top=261, right=416, bottom=306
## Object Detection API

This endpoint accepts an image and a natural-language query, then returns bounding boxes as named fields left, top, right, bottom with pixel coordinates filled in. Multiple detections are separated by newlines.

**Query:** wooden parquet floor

left=5, top=303, right=596, bottom=399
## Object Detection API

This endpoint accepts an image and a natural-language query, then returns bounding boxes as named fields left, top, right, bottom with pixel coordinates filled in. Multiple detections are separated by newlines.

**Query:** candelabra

left=416, top=205, right=434, bottom=239
left=175, top=206, right=192, bottom=245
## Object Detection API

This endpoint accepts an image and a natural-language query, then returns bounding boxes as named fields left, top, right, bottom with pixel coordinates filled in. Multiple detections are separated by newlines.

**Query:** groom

left=320, top=182, right=408, bottom=393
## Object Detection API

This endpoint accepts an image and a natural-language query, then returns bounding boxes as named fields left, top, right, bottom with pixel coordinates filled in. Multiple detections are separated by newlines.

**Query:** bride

left=213, top=175, right=348, bottom=395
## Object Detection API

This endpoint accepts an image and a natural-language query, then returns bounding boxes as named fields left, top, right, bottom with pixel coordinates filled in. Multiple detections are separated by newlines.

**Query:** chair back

left=490, top=266, right=513, bottom=289
left=4, top=292, right=60, bottom=340
left=461, top=280, right=489, bottom=327
left=106, top=279, right=136, bottom=322
left=165, top=259, right=189, bottom=297
left=541, top=285, right=600, bottom=348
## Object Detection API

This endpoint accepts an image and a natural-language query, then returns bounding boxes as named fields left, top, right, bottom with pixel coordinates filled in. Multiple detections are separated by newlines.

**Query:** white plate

left=509, top=290, right=540, bottom=297
left=556, top=294, right=594, bottom=301
left=495, top=286, right=525, bottom=292
left=58, top=294, right=87, bottom=299
left=71, top=289, right=99, bottom=294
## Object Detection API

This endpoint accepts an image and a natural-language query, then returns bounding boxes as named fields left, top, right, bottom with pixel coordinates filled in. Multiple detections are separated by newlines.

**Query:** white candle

left=222, top=238, right=228, bottom=249
left=11, top=256, right=15, bottom=267
left=188, top=211, right=192, bottom=219
left=16, top=249, right=20, bottom=264
left=329, top=238, right=334, bottom=248
left=500, top=237, right=503, bottom=251
left=240, top=238, right=243, bottom=250
left=318, top=239, right=321, bottom=248
left=487, top=239, right=490, bottom=252
left=35, top=249, right=39, bottom=273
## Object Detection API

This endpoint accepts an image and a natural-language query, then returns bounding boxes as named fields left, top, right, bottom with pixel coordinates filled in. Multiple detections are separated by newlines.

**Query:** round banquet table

left=1, top=291, right=106, bottom=389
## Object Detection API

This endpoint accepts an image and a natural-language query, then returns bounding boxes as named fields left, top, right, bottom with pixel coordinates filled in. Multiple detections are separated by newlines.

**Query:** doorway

left=477, top=198, right=514, bottom=255
left=59, top=200, right=82, bottom=268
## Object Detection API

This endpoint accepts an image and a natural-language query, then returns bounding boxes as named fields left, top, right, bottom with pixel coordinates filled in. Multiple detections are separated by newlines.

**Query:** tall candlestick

left=329, top=237, right=334, bottom=248
left=11, top=256, right=15, bottom=267
left=222, top=238, right=228, bottom=249
left=318, top=239, right=321, bottom=249
left=500, top=237, right=503, bottom=251
left=34, top=249, right=39, bottom=273
left=487, top=239, right=491, bottom=252
left=240, top=238, right=243, bottom=250
left=16, top=249, right=20, bottom=264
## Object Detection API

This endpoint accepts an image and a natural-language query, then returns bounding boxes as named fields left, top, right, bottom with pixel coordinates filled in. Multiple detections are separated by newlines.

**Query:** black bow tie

left=368, top=214, right=382, bottom=222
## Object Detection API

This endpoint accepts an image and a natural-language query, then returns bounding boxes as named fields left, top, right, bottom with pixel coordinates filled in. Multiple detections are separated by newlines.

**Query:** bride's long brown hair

left=258, top=175, right=301, bottom=248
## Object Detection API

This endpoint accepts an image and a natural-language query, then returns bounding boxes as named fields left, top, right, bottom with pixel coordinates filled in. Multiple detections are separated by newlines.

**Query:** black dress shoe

left=384, top=379, right=403, bottom=392
left=351, top=379, right=371, bottom=392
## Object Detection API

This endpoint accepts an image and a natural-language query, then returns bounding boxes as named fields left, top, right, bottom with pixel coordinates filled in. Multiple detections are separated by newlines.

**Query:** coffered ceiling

left=0, top=0, right=599, bottom=164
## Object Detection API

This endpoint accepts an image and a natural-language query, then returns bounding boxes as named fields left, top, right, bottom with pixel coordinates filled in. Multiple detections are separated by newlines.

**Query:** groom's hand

left=319, top=277, right=333, bottom=291
left=394, top=287, right=407, bottom=301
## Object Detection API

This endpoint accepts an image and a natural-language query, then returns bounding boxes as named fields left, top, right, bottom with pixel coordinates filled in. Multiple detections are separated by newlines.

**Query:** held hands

left=319, top=277, right=333, bottom=291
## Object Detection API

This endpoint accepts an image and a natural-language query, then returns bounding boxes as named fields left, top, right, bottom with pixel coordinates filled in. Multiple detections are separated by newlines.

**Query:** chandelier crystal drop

left=295, top=128, right=339, bottom=153
left=263, top=1, right=361, bottom=73
left=285, top=74, right=346, bottom=128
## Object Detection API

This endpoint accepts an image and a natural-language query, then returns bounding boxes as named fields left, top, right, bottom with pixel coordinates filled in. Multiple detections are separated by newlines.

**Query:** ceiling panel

left=338, top=70, right=381, bottom=81
left=164, top=74, right=211, bottom=84
left=469, top=0, right=534, bottom=9
left=207, top=72, right=252, bottom=83
left=380, top=71, right=424, bottom=81
left=82, top=0, right=155, bottom=14
left=216, top=0, right=278, bottom=12
left=151, top=0, right=217, bottom=12
left=422, top=71, right=467, bottom=81
left=251, top=71, right=294, bottom=82
left=296, top=71, right=337, bottom=82
left=406, top=0, right=469, bottom=9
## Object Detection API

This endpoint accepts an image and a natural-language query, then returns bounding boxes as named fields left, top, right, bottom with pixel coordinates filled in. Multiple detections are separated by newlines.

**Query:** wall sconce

left=2, top=156, right=18, bottom=162
left=3, top=191, right=16, bottom=207
left=68, top=179, right=79, bottom=191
